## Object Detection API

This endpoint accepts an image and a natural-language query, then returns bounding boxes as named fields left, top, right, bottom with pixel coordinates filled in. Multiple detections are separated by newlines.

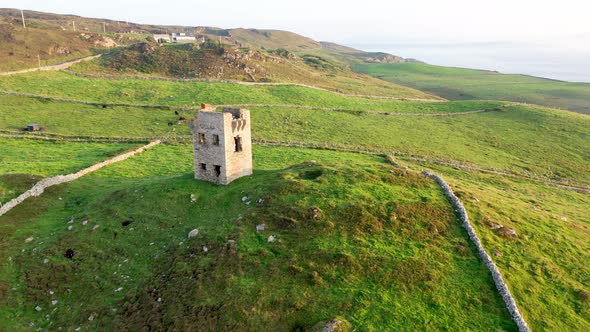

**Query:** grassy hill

left=0, top=72, right=587, bottom=184
left=0, top=69, right=588, bottom=330
left=0, top=71, right=443, bottom=107
left=0, top=23, right=119, bottom=71
left=354, top=63, right=590, bottom=115
left=69, top=42, right=434, bottom=98
left=0, top=9, right=588, bottom=331
left=0, top=144, right=518, bottom=330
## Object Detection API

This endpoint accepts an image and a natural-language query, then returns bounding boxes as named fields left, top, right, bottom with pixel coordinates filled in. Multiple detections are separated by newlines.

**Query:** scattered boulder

left=308, top=317, right=352, bottom=332
left=25, top=237, right=34, bottom=243
left=267, top=235, right=276, bottom=243
left=309, top=207, right=323, bottom=220
left=188, top=229, right=199, bottom=238
left=190, top=194, right=197, bottom=203
left=496, top=227, right=518, bottom=238
left=492, top=249, right=503, bottom=257
left=35, top=306, right=42, bottom=312
left=471, top=195, right=480, bottom=202
left=560, top=216, right=568, bottom=221
left=490, top=223, right=503, bottom=230
left=256, top=224, right=266, bottom=232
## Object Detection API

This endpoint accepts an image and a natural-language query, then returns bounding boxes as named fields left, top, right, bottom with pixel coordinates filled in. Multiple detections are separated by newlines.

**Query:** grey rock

left=188, top=229, right=199, bottom=238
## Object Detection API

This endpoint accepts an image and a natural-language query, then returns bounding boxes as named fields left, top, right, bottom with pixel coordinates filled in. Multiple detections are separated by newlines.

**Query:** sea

left=348, top=41, right=590, bottom=83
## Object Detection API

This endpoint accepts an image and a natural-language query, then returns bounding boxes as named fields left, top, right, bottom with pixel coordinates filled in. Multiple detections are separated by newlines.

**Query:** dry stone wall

left=422, top=170, right=530, bottom=332
left=0, top=140, right=160, bottom=217
left=0, top=90, right=198, bottom=111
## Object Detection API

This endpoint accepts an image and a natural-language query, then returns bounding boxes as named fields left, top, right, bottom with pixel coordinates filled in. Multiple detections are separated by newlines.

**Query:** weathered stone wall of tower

left=192, top=107, right=252, bottom=185
left=192, top=111, right=228, bottom=184
left=223, top=109, right=253, bottom=184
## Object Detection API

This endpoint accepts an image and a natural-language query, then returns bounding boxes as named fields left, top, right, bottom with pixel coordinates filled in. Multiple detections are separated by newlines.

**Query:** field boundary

left=253, top=139, right=590, bottom=192
left=0, top=140, right=161, bottom=217
left=1, top=134, right=588, bottom=193
left=423, top=171, right=530, bottom=332
left=0, top=131, right=153, bottom=143
left=0, top=90, right=198, bottom=111
left=61, top=70, right=445, bottom=102
left=0, top=55, right=101, bottom=76
left=0, top=90, right=506, bottom=116
left=221, top=103, right=514, bottom=116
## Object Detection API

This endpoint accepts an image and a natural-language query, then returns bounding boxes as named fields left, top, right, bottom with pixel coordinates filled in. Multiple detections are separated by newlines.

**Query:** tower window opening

left=213, top=134, right=220, bottom=146
left=214, top=165, right=221, bottom=177
left=198, top=133, right=206, bottom=144
left=234, top=136, right=243, bottom=152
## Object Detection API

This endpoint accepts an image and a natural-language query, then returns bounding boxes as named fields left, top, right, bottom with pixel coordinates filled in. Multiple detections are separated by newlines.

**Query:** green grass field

left=0, top=138, right=137, bottom=203
left=0, top=143, right=516, bottom=331
left=250, top=104, right=590, bottom=184
left=0, top=65, right=588, bottom=330
left=414, top=163, right=590, bottom=331
left=353, top=63, right=590, bottom=115
left=0, top=71, right=444, bottom=109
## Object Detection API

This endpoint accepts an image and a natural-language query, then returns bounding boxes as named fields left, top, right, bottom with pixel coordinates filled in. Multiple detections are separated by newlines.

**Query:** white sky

left=1, top=0, right=589, bottom=50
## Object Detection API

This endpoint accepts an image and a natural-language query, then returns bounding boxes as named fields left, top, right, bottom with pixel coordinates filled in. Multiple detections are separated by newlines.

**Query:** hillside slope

left=0, top=24, right=117, bottom=71
left=354, top=63, right=590, bottom=115
left=0, top=144, right=516, bottom=331
left=69, top=42, right=440, bottom=98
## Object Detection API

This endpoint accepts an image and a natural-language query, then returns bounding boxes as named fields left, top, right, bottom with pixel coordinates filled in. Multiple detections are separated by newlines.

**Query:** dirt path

left=61, top=70, right=445, bottom=102
left=0, top=55, right=101, bottom=76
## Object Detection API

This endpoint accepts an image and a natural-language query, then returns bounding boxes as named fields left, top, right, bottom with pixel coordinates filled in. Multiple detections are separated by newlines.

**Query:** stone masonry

left=191, top=106, right=252, bottom=185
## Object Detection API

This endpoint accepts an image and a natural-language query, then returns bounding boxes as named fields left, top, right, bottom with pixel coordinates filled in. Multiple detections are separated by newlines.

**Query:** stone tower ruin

left=190, top=105, right=253, bottom=185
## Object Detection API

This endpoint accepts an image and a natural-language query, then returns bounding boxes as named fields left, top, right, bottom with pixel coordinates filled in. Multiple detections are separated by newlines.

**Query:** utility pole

left=72, top=21, right=76, bottom=31
left=37, top=54, right=41, bottom=69
left=21, top=9, right=26, bottom=28
left=103, top=22, right=106, bottom=33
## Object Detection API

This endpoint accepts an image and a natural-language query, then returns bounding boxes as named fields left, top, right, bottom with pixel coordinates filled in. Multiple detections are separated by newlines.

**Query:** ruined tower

left=191, top=105, right=253, bottom=185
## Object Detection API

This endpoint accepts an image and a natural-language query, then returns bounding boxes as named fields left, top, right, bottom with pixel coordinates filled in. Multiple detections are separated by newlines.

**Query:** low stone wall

left=0, top=131, right=154, bottom=143
left=0, top=140, right=161, bottom=217
left=422, top=171, right=530, bottom=332
left=220, top=103, right=514, bottom=117
left=0, top=90, right=199, bottom=112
